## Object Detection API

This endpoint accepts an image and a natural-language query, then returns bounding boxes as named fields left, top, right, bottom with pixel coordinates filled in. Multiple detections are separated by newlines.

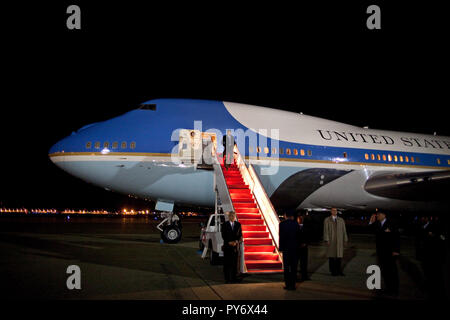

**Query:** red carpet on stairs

left=221, top=159, right=283, bottom=273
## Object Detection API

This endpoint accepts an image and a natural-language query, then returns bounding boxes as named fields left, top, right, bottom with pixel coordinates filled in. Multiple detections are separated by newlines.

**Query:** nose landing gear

left=157, top=211, right=182, bottom=244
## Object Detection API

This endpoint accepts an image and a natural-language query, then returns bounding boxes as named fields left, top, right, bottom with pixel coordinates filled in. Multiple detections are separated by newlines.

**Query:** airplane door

left=179, top=130, right=217, bottom=165
left=179, top=129, right=202, bottom=164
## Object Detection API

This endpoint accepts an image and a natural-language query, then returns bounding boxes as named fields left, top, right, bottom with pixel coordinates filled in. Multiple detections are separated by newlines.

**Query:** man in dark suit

left=417, top=216, right=447, bottom=298
left=279, top=211, right=300, bottom=290
left=222, top=130, right=236, bottom=169
left=297, top=213, right=311, bottom=281
left=369, top=211, right=400, bottom=295
left=221, top=211, right=243, bottom=283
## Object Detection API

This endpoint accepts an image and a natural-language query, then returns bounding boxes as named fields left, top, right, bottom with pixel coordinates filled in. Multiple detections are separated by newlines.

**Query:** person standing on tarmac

left=221, top=211, right=243, bottom=283
left=369, top=211, right=400, bottom=296
left=323, top=208, right=348, bottom=276
left=279, top=211, right=300, bottom=290
left=297, top=213, right=311, bottom=282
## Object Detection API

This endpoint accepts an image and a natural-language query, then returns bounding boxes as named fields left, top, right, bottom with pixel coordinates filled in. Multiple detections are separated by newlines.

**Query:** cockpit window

left=139, top=104, right=156, bottom=111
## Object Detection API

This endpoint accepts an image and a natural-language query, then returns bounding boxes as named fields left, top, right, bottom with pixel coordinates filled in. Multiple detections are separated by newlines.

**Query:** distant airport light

left=1, top=208, right=161, bottom=216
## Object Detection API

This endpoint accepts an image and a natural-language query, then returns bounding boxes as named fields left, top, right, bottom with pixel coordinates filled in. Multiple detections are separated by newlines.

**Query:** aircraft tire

left=161, top=226, right=182, bottom=244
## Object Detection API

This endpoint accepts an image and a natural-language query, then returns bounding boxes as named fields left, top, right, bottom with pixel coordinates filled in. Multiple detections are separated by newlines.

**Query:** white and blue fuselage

left=49, top=99, right=450, bottom=212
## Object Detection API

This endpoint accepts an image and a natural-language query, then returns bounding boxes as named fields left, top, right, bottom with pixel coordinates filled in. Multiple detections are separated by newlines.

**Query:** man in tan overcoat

left=323, top=208, right=348, bottom=276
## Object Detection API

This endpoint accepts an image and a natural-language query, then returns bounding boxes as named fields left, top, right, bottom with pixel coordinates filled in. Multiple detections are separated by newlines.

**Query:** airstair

left=213, top=146, right=283, bottom=274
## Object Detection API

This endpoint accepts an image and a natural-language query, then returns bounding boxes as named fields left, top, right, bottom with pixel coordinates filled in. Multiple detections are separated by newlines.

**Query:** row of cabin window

left=249, top=147, right=313, bottom=156
left=86, top=141, right=136, bottom=150
left=364, top=153, right=419, bottom=164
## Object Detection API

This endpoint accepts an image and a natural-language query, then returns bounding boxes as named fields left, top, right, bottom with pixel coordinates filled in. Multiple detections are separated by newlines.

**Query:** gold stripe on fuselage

left=48, top=152, right=170, bottom=157
left=48, top=151, right=449, bottom=170
left=245, top=155, right=449, bottom=170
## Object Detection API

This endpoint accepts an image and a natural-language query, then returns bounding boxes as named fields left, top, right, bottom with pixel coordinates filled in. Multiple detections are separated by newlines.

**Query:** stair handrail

left=247, top=164, right=281, bottom=250
left=233, top=146, right=281, bottom=250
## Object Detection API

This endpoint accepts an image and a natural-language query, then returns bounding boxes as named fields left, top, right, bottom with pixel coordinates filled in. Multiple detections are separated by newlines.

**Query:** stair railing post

left=214, top=172, right=217, bottom=215
left=239, top=241, right=246, bottom=274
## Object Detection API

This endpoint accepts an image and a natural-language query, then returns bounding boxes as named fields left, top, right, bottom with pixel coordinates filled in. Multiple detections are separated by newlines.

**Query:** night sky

left=1, top=2, right=448, bottom=210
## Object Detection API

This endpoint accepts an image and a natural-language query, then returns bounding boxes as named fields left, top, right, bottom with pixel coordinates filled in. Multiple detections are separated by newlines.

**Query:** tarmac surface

left=0, top=216, right=429, bottom=300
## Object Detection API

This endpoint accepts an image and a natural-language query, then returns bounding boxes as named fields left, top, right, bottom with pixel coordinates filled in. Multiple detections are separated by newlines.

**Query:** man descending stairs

left=221, top=160, right=283, bottom=273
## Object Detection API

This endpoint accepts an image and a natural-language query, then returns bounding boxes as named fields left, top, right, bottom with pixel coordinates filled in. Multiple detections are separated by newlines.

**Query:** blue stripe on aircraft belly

left=251, top=165, right=306, bottom=197
left=269, top=168, right=353, bottom=210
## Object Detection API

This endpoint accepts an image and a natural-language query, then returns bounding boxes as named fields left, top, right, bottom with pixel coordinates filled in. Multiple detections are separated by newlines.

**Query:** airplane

left=49, top=98, right=450, bottom=245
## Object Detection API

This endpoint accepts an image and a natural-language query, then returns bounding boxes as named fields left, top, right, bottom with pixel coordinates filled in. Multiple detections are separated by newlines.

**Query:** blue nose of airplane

left=48, top=120, right=101, bottom=159
left=48, top=127, right=87, bottom=168
left=48, top=135, right=71, bottom=168
left=49, top=138, right=66, bottom=155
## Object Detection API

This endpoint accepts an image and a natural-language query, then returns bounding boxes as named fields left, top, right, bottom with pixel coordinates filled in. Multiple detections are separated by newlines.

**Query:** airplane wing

left=364, top=170, right=450, bottom=202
